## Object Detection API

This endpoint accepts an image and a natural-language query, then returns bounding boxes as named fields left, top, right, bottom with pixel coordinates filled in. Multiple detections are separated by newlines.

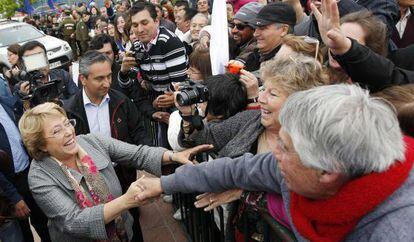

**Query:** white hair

left=191, top=13, right=209, bottom=23
left=279, top=84, right=405, bottom=177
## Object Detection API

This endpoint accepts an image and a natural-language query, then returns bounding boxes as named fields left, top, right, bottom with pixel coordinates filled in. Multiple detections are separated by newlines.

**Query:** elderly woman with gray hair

left=18, top=102, right=210, bottom=242
left=136, top=84, right=414, bottom=241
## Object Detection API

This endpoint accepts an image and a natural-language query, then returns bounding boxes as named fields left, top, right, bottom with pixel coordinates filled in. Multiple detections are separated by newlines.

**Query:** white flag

left=210, top=0, right=229, bottom=75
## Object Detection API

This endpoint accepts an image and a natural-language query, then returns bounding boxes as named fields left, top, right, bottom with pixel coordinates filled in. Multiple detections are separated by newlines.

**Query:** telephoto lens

left=176, top=82, right=209, bottom=106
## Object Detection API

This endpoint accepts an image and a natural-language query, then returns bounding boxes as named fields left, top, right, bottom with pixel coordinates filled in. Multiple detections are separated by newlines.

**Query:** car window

left=0, top=25, right=44, bottom=47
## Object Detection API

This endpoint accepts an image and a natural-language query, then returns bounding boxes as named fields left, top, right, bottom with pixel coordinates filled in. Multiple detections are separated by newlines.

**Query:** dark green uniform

left=57, top=16, right=78, bottom=60
left=75, top=20, right=90, bottom=55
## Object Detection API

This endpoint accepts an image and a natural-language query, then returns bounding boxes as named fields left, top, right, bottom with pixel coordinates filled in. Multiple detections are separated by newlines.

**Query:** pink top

left=231, top=0, right=257, bottom=13
left=266, top=193, right=292, bottom=229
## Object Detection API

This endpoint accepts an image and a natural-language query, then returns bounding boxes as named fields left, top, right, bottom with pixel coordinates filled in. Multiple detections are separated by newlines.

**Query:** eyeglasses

left=46, top=119, right=76, bottom=138
left=230, top=22, right=248, bottom=31
left=275, top=136, right=298, bottom=160
left=300, top=36, right=320, bottom=61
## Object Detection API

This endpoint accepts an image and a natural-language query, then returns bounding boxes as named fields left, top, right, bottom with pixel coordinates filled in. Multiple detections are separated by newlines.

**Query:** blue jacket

left=161, top=136, right=414, bottom=241
left=0, top=96, right=25, bottom=204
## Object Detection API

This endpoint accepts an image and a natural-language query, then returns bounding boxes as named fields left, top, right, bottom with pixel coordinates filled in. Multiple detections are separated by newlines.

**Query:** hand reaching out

left=311, top=0, right=351, bottom=55
left=122, top=177, right=152, bottom=208
left=135, top=176, right=163, bottom=202
left=171, top=144, right=214, bottom=165
left=194, top=189, right=243, bottom=211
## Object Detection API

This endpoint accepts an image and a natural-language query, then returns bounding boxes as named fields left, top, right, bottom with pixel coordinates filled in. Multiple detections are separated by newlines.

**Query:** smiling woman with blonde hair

left=19, top=102, right=210, bottom=241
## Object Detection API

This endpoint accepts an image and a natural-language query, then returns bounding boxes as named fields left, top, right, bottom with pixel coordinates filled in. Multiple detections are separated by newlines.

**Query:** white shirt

left=82, top=88, right=111, bottom=137
left=396, top=9, right=412, bottom=38
left=181, top=30, right=192, bottom=44
left=175, top=28, right=184, bottom=40
left=142, top=28, right=160, bottom=52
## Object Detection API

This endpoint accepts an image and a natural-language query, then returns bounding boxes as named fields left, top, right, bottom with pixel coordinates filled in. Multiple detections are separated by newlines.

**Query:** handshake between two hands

left=125, top=176, right=244, bottom=211
left=124, top=144, right=215, bottom=208
left=122, top=144, right=243, bottom=210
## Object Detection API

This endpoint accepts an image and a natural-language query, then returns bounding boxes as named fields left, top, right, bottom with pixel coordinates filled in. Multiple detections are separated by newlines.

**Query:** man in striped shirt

left=118, top=1, right=188, bottom=147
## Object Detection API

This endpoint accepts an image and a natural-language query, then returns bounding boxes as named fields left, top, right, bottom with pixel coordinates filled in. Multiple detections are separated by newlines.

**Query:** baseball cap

left=253, top=2, right=296, bottom=27
left=234, top=2, right=264, bottom=28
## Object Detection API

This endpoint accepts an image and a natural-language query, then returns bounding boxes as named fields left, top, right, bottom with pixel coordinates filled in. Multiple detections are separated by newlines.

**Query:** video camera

left=176, top=80, right=209, bottom=106
left=18, top=52, right=62, bottom=106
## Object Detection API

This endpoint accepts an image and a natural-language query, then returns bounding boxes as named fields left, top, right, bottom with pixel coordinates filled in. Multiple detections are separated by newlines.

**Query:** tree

left=0, top=0, right=37, bottom=18
left=0, top=0, right=19, bottom=18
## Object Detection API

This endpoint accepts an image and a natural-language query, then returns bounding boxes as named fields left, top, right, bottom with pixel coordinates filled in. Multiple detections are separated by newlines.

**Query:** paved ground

left=140, top=197, right=189, bottom=242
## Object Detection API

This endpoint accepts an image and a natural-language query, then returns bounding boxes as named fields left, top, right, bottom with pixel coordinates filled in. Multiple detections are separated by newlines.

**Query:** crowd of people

left=1, top=0, right=414, bottom=241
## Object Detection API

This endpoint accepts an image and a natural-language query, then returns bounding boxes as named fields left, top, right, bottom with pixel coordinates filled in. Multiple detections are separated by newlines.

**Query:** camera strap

left=180, top=109, right=204, bottom=131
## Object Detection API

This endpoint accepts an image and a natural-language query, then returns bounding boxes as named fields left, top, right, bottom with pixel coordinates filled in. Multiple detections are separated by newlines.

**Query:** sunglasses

left=229, top=22, right=248, bottom=31
left=300, top=36, right=320, bottom=61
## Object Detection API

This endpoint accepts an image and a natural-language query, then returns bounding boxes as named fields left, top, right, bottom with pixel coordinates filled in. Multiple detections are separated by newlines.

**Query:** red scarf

left=290, top=136, right=414, bottom=242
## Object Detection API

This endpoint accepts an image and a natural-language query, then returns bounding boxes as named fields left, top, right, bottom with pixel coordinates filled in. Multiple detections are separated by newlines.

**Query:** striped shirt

left=119, top=27, right=188, bottom=93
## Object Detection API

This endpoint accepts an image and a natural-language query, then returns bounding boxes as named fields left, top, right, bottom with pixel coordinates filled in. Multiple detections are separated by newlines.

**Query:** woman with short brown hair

left=19, top=102, right=209, bottom=241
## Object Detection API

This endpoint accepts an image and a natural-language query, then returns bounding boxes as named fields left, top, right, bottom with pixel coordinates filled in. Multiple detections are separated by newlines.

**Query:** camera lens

left=176, top=92, right=189, bottom=106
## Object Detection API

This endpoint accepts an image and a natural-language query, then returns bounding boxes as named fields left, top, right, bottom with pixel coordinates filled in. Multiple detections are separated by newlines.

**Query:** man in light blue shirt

left=0, top=105, right=29, bottom=173
left=82, top=88, right=112, bottom=137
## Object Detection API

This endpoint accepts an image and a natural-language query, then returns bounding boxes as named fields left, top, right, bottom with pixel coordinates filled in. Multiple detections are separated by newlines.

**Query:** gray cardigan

left=183, top=110, right=264, bottom=158
left=161, top=152, right=414, bottom=241
left=28, top=134, right=167, bottom=242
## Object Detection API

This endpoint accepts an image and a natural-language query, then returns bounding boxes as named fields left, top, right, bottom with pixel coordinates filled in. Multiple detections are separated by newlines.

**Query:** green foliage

left=0, top=0, right=19, bottom=18
left=0, top=0, right=37, bottom=18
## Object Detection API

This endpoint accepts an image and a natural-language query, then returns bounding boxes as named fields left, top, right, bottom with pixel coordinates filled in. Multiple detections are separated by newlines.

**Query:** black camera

left=176, top=81, right=209, bottom=106
left=131, top=40, right=147, bottom=63
left=18, top=70, right=63, bottom=106
left=17, top=52, right=63, bottom=106
left=19, top=71, right=63, bottom=106
left=30, top=80, right=62, bottom=106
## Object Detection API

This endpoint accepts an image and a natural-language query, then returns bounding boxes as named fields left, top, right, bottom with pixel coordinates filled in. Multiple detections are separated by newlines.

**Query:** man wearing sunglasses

left=243, top=2, right=296, bottom=72
left=231, top=2, right=264, bottom=66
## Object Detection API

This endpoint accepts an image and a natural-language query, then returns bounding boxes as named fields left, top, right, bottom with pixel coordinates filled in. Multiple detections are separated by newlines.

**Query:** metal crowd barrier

left=171, top=193, right=296, bottom=242
left=173, top=193, right=225, bottom=242
left=162, top=164, right=295, bottom=242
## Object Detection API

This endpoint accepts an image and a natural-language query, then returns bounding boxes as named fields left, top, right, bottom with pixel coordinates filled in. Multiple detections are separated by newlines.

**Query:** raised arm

left=312, top=0, right=414, bottom=92
left=28, top=165, right=144, bottom=240
left=333, top=39, right=414, bottom=92
left=79, top=134, right=213, bottom=176
left=135, top=152, right=283, bottom=202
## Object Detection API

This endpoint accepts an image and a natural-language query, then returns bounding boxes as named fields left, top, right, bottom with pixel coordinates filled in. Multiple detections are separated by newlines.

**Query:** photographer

left=15, top=41, right=78, bottom=105
left=118, top=2, right=188, bottom=147
left=89, top=34, right=169, bottom=124
left=168, top=73, right=247, bottom=152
